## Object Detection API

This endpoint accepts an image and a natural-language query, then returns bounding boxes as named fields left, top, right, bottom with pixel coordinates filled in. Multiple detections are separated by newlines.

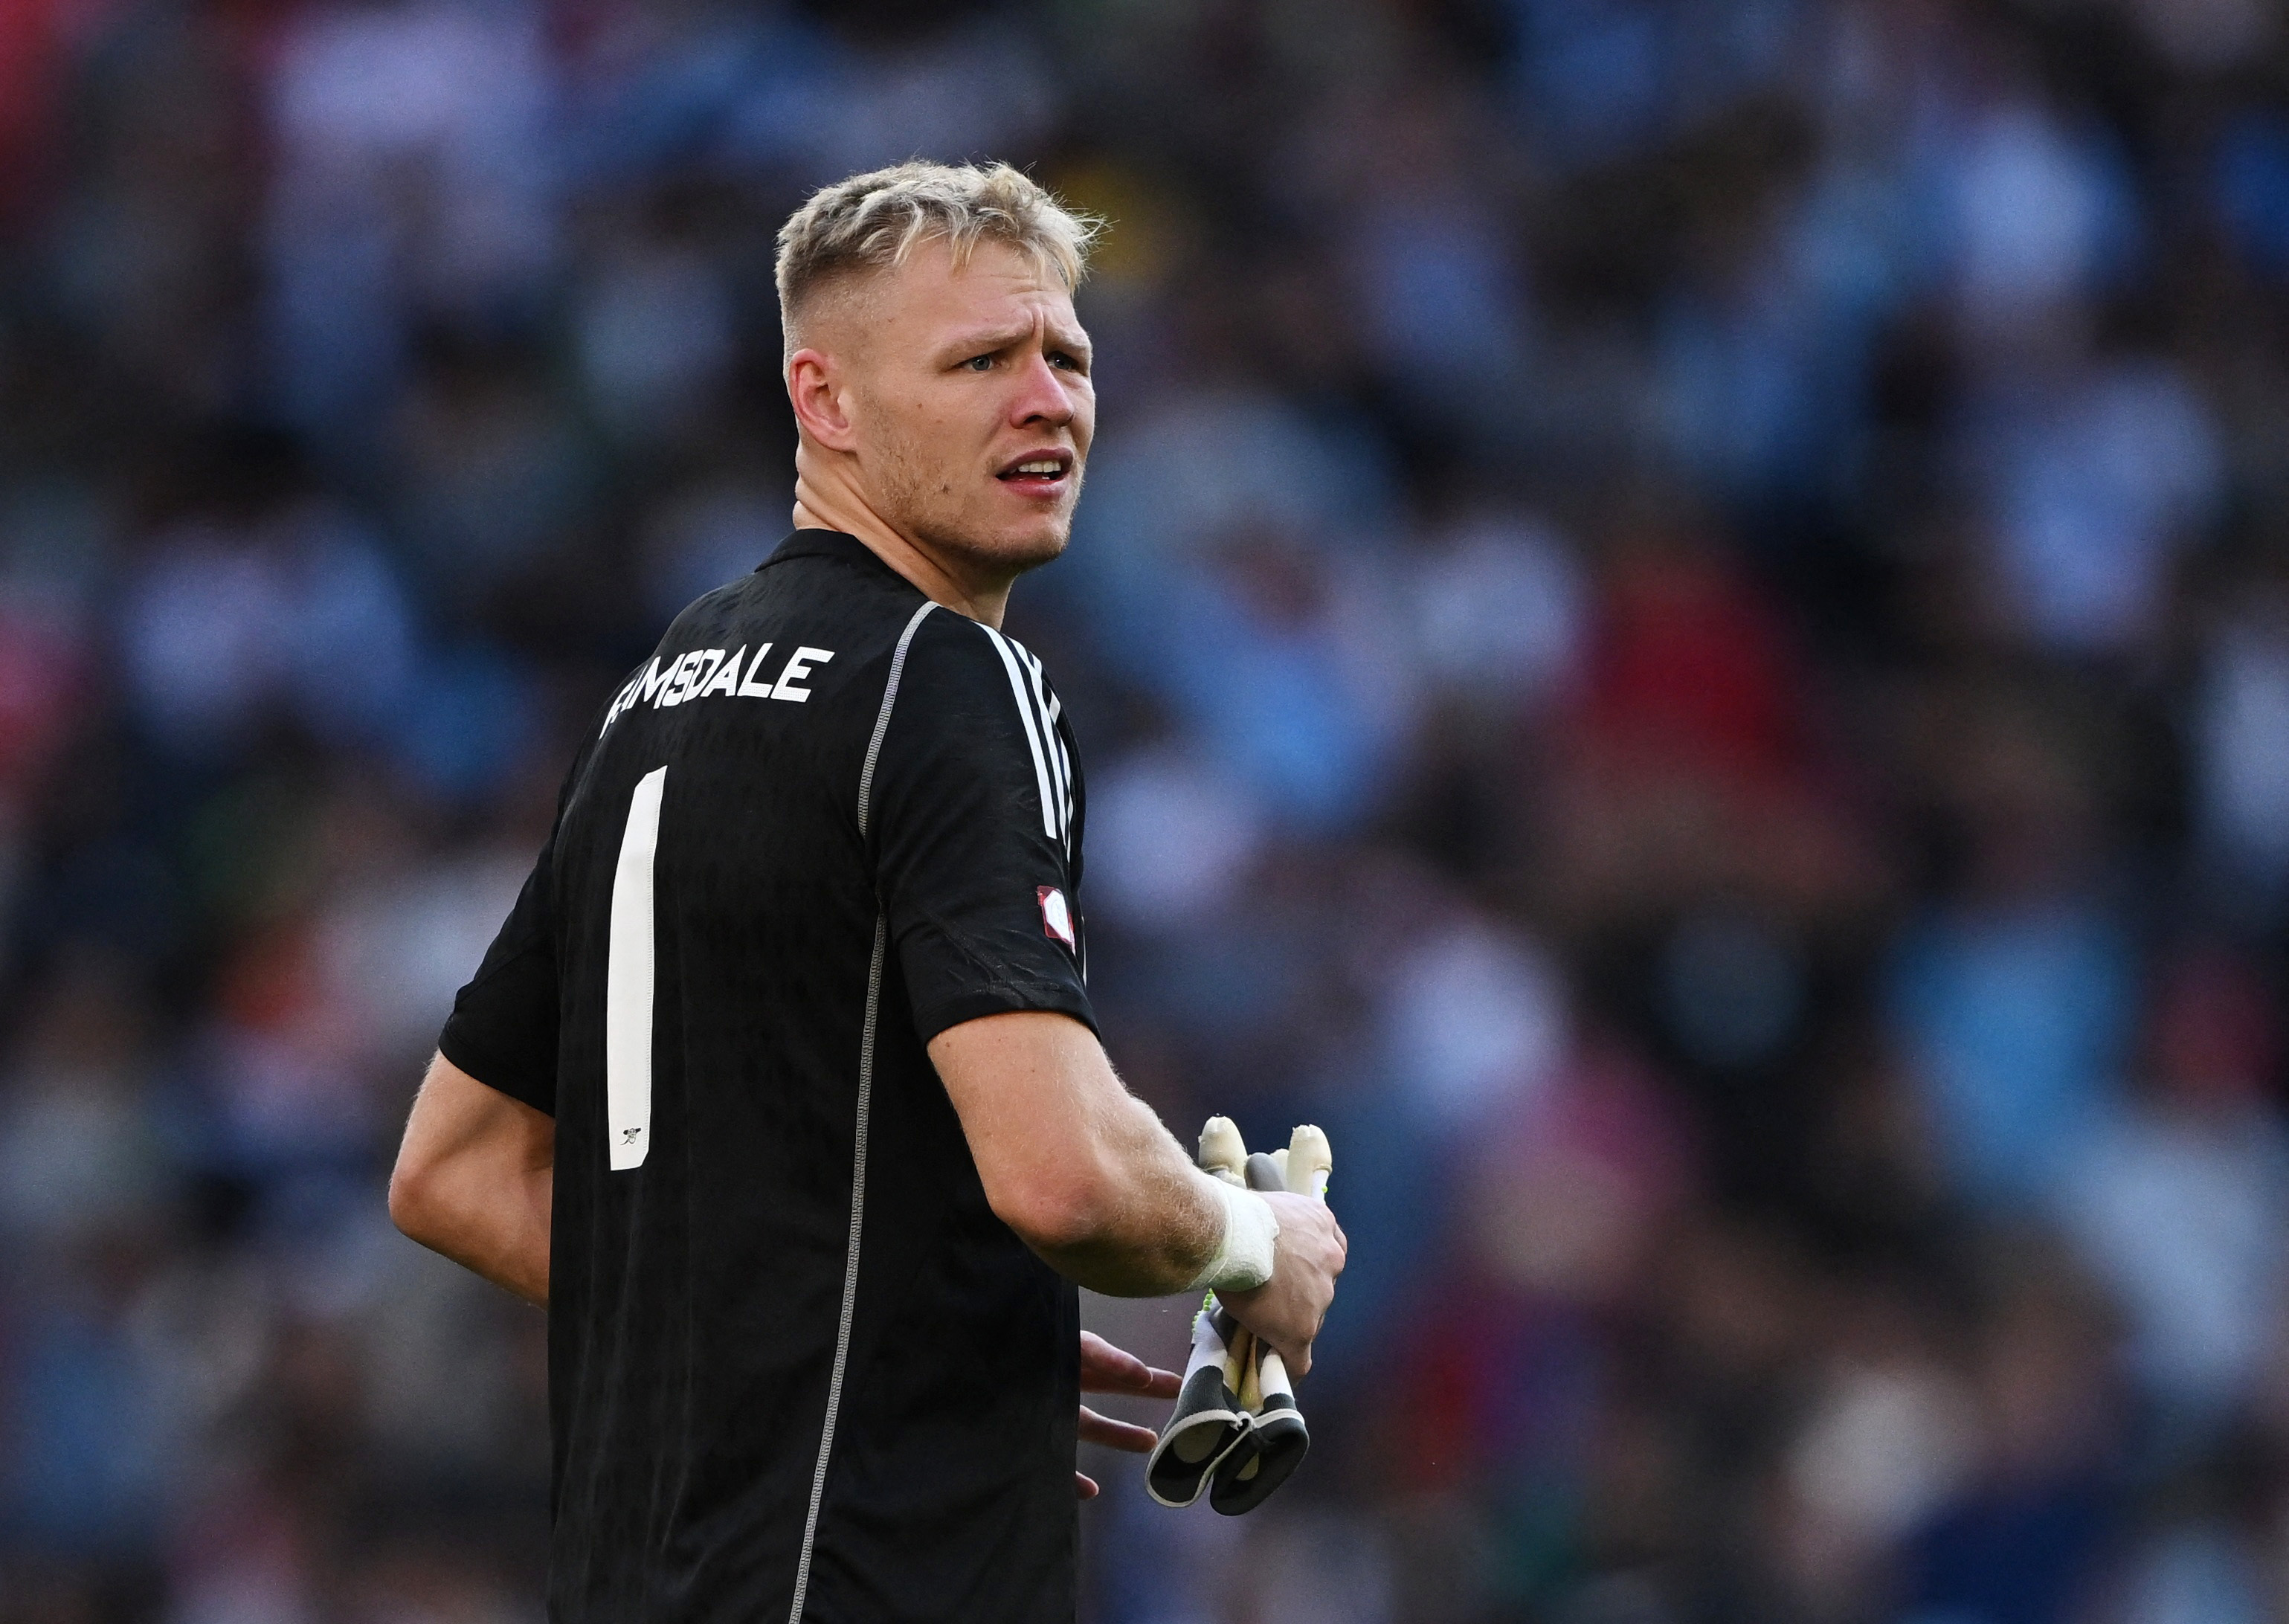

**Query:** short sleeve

left=438, top=838, right=560, bottom=1115
left=868, top=613, right=1095, bottom=1044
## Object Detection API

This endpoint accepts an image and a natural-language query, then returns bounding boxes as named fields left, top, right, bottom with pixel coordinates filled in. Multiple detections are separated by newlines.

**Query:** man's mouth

left=997, top=451, right=1074, bottom=489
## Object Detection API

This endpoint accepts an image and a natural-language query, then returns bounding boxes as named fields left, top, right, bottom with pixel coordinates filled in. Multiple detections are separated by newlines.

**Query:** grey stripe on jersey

left=981, top=625, right=1060, bottom=843
left=788, top=598, right=936, bottom=1624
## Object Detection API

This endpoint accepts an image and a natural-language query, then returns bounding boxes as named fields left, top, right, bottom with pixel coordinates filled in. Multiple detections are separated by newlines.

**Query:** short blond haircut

left=774, top=161, right=1100, bottom=344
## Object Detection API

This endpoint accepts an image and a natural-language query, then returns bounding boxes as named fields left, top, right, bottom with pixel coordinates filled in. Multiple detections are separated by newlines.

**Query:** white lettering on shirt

left=654, top=651, right=698, bottom=708
left=697, top=645, right=745, bottom=700
left=735, top=643, right=776, bottom=697
left=666, top=649, right=724, bottom=707
left=770, top=647, right=834, bottom=702
left=599, top=640, right=839, bottom=735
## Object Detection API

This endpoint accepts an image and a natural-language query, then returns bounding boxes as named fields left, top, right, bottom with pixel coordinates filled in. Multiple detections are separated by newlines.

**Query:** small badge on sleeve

left=1038, top=886, right=1077, bottom=950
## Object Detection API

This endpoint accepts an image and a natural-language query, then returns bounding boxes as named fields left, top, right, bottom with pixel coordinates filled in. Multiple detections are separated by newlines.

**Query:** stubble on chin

left=873, top=429, right=1078, bottom=579
left=918, top=510, right=1072, bottom=579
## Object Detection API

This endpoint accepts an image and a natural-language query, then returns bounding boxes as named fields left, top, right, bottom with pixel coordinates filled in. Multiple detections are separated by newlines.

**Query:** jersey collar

left=760, top=529, right=921, bottom=590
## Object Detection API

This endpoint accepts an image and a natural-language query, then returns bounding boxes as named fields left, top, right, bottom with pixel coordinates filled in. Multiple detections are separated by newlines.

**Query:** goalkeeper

left=387, top=158, right=1345, bottom=1623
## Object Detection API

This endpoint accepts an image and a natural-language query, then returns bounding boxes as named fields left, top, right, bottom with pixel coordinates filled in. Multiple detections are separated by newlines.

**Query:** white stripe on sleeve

left=982, top=627, right=1058, bottom=841
left=1017, top=645, right=1072, bottom=845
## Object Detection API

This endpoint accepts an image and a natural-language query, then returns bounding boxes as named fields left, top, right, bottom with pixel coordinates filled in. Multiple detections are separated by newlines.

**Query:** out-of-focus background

left=2, top=0, right=2288, bottom=1619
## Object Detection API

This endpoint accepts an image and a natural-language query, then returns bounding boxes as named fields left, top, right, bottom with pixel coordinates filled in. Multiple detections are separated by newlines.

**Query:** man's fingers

left=1078, top=1329, right=1150, bottom=1388
left=1075, top=1471, right=1100, bottom=1500
left=1078, top=1330, right=1179, bottom=1397
left=1078, top=1404, right=1159, bottom=1453
left=1108, top=1363, right=1180, bottom=1400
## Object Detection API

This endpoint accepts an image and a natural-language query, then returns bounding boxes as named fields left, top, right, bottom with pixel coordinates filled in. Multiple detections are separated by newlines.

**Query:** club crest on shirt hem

left=1038, top=886, right=1076, bottom=950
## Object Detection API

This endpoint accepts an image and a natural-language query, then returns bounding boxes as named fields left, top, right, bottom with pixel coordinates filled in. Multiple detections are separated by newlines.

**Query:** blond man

left=388, top=162, right=1345, bottom=1622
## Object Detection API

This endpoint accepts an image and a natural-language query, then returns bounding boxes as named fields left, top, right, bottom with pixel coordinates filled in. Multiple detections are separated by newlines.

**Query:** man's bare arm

left=389, top=1051, right=554, bottom=1306
left=931, top=1011, right=1212, bottom=1293
left=929, top=1011, right=1346, bottom=1372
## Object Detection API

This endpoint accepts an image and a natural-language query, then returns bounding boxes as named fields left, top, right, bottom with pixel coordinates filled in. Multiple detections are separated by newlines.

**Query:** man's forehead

left=797, top=238, right=1086, bottom=361
left=887, top=239, right=1084, bottom=337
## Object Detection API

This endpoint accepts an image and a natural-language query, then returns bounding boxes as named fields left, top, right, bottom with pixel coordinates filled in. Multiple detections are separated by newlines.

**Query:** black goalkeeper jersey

left=438, top=529, right=1094, bottom=1623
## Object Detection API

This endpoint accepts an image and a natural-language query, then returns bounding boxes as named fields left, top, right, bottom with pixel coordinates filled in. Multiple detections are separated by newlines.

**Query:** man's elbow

left=988, top=1170, right=1113, bottom=1256
left=387, top=1155, right=444, bottom=1247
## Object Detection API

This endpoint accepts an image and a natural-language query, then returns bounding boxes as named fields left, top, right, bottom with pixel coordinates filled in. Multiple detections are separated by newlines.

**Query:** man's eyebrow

left=941, top=325, right=1033, bottom=357
left=940, top=323, right=1094, bottom=360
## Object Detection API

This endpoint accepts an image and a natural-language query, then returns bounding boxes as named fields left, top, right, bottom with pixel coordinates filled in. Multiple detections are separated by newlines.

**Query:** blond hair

left=775, top=161, right=1100, bottom=342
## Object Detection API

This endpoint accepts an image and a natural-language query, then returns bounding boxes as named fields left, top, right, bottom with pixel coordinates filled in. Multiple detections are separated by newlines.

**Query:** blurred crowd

left=3, top=0, right=2289, bottom=1620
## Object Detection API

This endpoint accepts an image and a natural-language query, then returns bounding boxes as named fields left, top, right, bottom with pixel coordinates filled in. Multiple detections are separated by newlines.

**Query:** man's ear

left=787, top=348, right=860, bottom=453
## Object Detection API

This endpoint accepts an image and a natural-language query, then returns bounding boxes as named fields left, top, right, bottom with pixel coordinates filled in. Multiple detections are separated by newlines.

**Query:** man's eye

left=963, top=355, right=994, bottom=371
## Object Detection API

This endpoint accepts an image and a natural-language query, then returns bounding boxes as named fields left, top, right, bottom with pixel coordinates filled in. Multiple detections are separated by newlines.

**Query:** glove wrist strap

left=1185, top=1179, right=1278, bottom=1294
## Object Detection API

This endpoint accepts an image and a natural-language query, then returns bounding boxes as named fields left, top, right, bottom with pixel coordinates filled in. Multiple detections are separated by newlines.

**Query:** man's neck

left=791, top=477, right=1012, bottom=629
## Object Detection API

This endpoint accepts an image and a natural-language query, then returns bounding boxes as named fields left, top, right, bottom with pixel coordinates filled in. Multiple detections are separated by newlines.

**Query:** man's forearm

left=390, top=1054, right=556, bottom=1306
left=396, top=1159, right=553, bottom=1306
left=930, top=1011, right=1228, bottom=1295
left=1020, top=1092, right=1226, bottom=1295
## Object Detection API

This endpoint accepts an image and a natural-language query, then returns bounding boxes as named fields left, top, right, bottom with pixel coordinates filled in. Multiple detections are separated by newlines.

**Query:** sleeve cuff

left=437, top=1022, right=556, bottom=1118
left=912, top=985, right=1099, bottom=1047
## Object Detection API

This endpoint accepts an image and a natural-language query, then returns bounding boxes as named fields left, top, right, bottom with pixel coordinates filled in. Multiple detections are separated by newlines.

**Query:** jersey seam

left=856, top=602, right=939, bottom=842
left=786, top=597, right=936, bottom=1624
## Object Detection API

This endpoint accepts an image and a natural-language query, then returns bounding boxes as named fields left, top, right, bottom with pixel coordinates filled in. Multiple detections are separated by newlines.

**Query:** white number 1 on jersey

left=605, top=766, right=666, bottom=1170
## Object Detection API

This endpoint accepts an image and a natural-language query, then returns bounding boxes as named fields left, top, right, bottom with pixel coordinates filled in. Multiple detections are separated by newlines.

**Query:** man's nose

left=1008, top=351, right=1075, bottom=425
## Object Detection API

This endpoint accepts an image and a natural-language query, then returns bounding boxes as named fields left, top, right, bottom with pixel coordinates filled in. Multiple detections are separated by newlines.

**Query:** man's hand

left=1217, top=1190, right=1346, bottom=1377
left=1073, top=1330, right=1179, bottom=1499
